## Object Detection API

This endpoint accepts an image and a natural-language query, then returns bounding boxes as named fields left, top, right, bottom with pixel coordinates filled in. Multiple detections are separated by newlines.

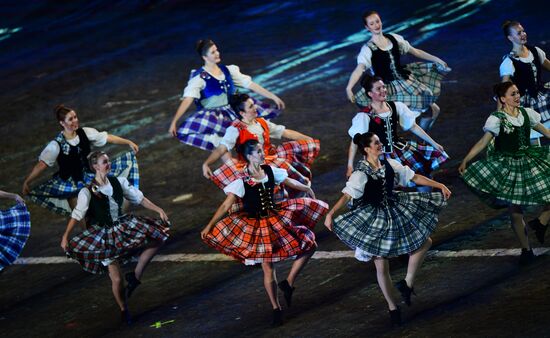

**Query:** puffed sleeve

left=348, top=112, right=370, bottom=138
left=483, top=115, right=501, bottom=136
left=82, top=127, right=108, bottom=147
left=223, top=179, right=245, bottom=198
left=524, top=107, right=542, bottom=127
left=356, top=44, right=373, bottom=68
left=118, top=177, right=144, bottom=204
left=390, top=33, right=411, bottom=54
left=499, top=56, right=515, bottom=77
left=181, top=74, right=205, bottom=99
left=395, top=102, right=418, bottom=131
left=271, top=166, right=289, bottom=184
left=387, top=159, right=415, bottom=187
left=71, top=188, right=92, bottom=221
left=38, top=141, right=61, bottom=167
left=535, top=46, right=547, bottom=63
left=219, top=125, right=239, bottom=151
left=266, top=120, right=286, bottom=139
left=227, top=65, right=252, bottom=89
left=342, top=171, right=368, bottom=199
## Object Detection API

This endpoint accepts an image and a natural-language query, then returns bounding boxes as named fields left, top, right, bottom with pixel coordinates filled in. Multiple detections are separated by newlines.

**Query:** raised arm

left=169, top=97, right=195, bottom=137
left=407, top=47, right=447, bottom=68
left=107, top=134, right=139, bottom=153
left=202, top=144, right=229, bottom=179
left=248, top=82, right=285, bottom=109
left=200, top=193, right=237, bottom=239
left=346, top=64, right=366, bottom=103
left=324, top=193, right=352, bottom=231
left=281, top=129, right=313, bottom=141
left=347, top=140, right=358, bottom=178
left=458, top=132, right=494, bottom=174
left=22, top=160, right=49, bottom=195
left=409, top=123, right=445, bottom=152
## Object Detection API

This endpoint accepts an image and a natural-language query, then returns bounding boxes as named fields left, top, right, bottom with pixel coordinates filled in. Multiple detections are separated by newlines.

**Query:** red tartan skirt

left=66, top=215, right=169, bottom=274
left=203, top=197, right=328, bottom=265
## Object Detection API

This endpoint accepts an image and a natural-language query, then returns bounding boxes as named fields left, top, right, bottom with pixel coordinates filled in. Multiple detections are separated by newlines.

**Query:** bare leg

left=509, top=206, right=530, bottom=249
left=134, top=240, right=164, bottom=280
left=261, top=262, right=281, bottom=310
left=405, top=237, right=432, bottom=288
left=108, top=263, right=125, bottom=311
left=373, top=257, right=398, bottom=310
left=538, top=205, right=550, bottom=225
left=287, top=246, right=315, bottom=287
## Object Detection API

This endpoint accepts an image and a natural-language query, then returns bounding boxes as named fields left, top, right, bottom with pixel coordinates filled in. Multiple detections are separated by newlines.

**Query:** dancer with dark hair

left=201, top=139, right=328, bottom=326
left=0, top=190, right=31, bottom=271
left=203, top=93, right=319, bottom=198
left=346, top=76, right=448, bottom=185
left=346, top=10, right=450, bottom=130
left=169, top=39, right=285, bottom=151
left=459, top=82, right=550, bottom=262
left=22, top=105, right=139, bottom=216
left=325, top=132, right=450, bottom=327
left=62, top=151, right=169, bottom=324
left=500, top=20, right=550, bottom=142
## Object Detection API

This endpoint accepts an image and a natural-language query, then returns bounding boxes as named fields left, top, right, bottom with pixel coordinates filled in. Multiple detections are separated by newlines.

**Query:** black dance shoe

left=519, top=248, right=535, bottom=267
left=528, top=218, right=548, bottom=245
left=278, top=280, right=295, bottom=307
left=395, top=280, right=415, bottom=306
left=121, top=309, right=132, bottom=325
left=125, top=272, right=141, bottom=298
left=271, top=308, right=283, bottom=327
left=389, top=306, right=402, bottom=327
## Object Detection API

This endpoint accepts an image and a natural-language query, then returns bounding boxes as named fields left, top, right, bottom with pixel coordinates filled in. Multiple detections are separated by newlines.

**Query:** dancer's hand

left=458, top=161, right=468, bottom=175
left=346, top=88, right=355, bottom=103
left=273, top=96, right=286, bottom=110
left=128, top=141, right=139, bottom=154
left=168, top=122, right=178, bottom=138
left=200, top=226, right=212, bottom=240
left=13, top=194, right=25, bottom=204
left=346, top=165, right=353, bottom=178
left=158, top=208, right=169, bottom=222
left=324, top=214, right=333, bottom=231
left=22, top=181, right=31, bottom=196
left=60, top=235, right=68, bottom=252
left=305, top=187, right=316, bottom=199
left=434, top=143, right=445, bottom=153
left=439, top=184, right=452, bottom=200
left=202, top=163, right=213, bottom=179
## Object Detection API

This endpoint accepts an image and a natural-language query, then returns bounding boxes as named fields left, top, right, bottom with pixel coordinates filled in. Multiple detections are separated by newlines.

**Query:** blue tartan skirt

left=0, top=203, right=31, bottom=270
left=333, top=191, right=446, bottom=261
left=28, top=151, right=139, bottom=216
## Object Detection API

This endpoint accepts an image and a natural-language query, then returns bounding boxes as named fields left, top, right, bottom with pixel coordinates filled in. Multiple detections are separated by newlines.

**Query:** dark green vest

left=88, top=176, right=124, bottom=227
left=492, top=108, right=531, bottom=154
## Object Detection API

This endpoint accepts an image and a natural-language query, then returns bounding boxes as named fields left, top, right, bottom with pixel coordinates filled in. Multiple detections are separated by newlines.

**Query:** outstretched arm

left=22, top=161, right=49, bottom=195
left=140, top=196, right=169, bottom=222
left=347, top=140, right=358, bottom=178
left=107, top=134, right=139, bottom=153
left=458, top=132, right=494, bottom=174
left=533, top=123, right=550, bottom=139
left=411, top=175, right=451, bottom=199
left=408, top=47, right=447, bottom=67
left=202, top=144, right=229, bottom=179
left=248, top=82, right=285, bottom=109
left=201, top=193, right=237, bottom=239
left=324, top=193, right=352, bottom=231
left=346, top=64, right=366, bottom=103
left=410, top=123, right=445, bottom=152
left=281, top=129, right=313, bottom=141
left=169, top=97, right=195, bottom=137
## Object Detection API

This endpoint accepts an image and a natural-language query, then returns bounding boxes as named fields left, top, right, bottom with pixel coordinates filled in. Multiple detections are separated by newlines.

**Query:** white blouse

left=342, top=159, right=415, bottom=199
left=220, top=120, right=286, bottom=151
left=223, top=166, right=288, bottom=198
left=483, top=108, right=541, bottom=136
left=182, top=65, right=253, bottom=99
left=71, top=177, right=144, bottom=221
left=356, top=33, right=412, bottom=69
left=348, top=102, right=418, bottom=138
left=39, top=127, right=108, bottom=167
left=499, top=47, right=547, bottom=77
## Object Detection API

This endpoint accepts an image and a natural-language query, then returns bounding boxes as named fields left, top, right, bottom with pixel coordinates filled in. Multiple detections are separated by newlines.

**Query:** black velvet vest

left=242, top=165, right=277, bottom=218
left=368, top=101, right=406, bottom=153
left=87, top=176, right=124, bottom=227
left=370, top=34, right=411, bottom=81
left=359, top=160, right=395, bottom=207
left=509, top=45, right=543, bottom=97
left=56, top=128, right=91, bottom=181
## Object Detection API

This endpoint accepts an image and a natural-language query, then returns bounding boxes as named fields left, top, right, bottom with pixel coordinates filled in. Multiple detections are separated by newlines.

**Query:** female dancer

left=169, top=39, right=285, bottom=152
left=202, top=93, right=319, bottom=196
left=62, top=151, right=169, bottom=324
left=325, top=132, right=451, bottom=326
left=500, top=20, right=550, bottom=141
left=347, top=76, right=448, bottom=184
left=22, top=104, right=139, bottom=216
left=201, top=139, right=328, bottom=326
left=0, top=190, right=31, bottom=271
left=459, top=82, right=550, bottom=261
left=346, top=10, right=450, bottom=130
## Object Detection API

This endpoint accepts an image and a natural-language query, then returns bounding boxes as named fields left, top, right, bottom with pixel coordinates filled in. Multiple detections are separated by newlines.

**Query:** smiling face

left=365, top=13, right=383, bottom=34
left=507, top=24, right=527, bottom=45
left=367, top=80, right=387, bottom=102
left=239, top=98, right=258, bottom=121
left=246, top=143, right=265, bottom=165
left=363, top=134, right=384, bottom=157
left=92, top=154, right=111, bottom=175
left=500, top=84, right=521, bottom=108
left=59, top=110, right=79, bottom=132
left=202, top=44, right=221, bottom=64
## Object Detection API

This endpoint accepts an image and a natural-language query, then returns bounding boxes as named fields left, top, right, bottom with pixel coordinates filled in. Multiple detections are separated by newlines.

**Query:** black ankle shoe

left=519, top=248, right=536, bottom=267
left=271, top=308, right=283, bottom=327
left=389, top=306, right=402, bottom=327
left=125, top=272, right=141, bottom=299
left=528, top=218, right=548, bottom=245
left=395, top=280, right=415, bottom=306
left=277, top=280, right=295, bottom=307
left=121, top=309, right=132, bottom=325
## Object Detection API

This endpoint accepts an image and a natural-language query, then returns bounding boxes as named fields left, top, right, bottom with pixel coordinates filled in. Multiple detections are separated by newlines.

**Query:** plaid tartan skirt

left=0, top=203, right=31, bottom=270
left=462, top=146, right=550, bottom=208
left=28, top=151, right=139, bottom=216
left=385, top=140, right=449, bottom=177
left=203, top=198, right=328, bottom=265
left=521, top=84, right=550, bottom=138
left=176, top=100, right=282, bottom=151
left=66, top=214, right=169, bottom=274
left=333, top=192, right=446, bottom=261
left=355, top=62, right=449, bottom=111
